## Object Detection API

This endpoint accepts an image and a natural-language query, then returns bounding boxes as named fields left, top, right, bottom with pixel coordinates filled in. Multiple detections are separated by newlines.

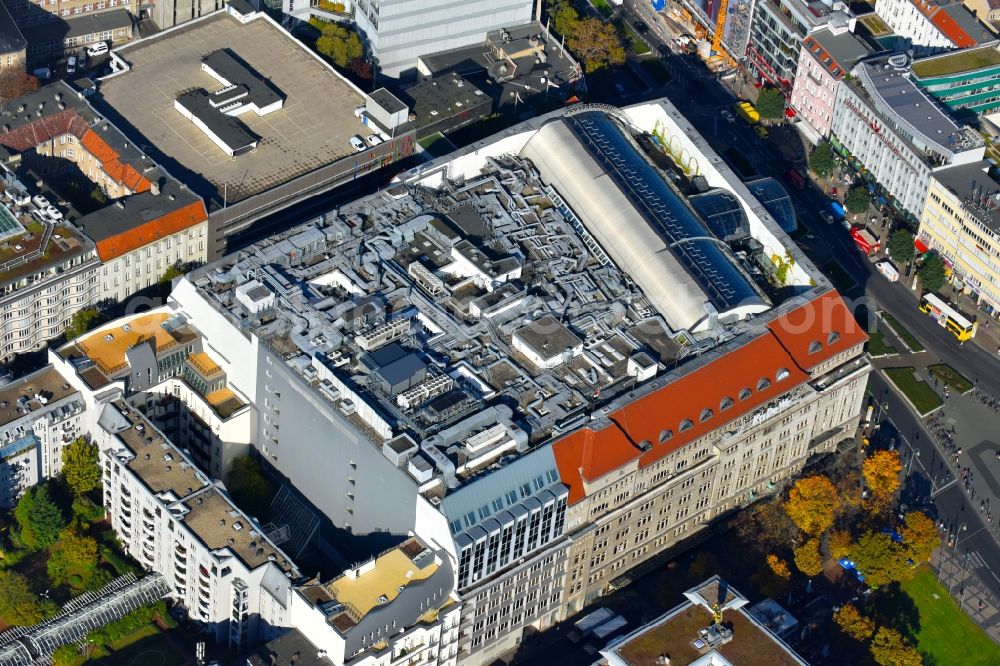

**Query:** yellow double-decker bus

left=919, top=294, right=974, bottom=341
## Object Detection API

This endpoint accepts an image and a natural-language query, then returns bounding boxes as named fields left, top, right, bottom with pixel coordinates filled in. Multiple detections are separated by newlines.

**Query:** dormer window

left=776, top=368, right=790, bottom=382
left=828, top=331, right=841, bottom=344
left=720, top=397, right=734, bottom=411
left=738, top=387, right=752, bottom=400
left=659, top=429, right=673, bottom=443
left=757, top=377, right=771, bottom=391
left=808, top=340, right=822, bottom=354
left=679, top=419, right=694, bottom=432
left=699, top=408, right=713, bottom=422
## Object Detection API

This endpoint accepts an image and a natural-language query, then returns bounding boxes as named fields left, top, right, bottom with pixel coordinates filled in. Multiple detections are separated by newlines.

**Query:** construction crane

left=709, top=0, right=736, bottom=68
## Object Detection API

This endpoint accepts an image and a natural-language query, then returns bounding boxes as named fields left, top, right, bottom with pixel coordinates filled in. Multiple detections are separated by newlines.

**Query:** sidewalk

left=933, top=547, right=1000, bottom=644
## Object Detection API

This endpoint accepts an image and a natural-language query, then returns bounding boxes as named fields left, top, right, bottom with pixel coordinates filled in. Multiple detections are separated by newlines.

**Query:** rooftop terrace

left=0, top=366, right=79, bottom=430
left=327, top=538, right=439, bottom=620
left=77, top=313, right=182, bottom=375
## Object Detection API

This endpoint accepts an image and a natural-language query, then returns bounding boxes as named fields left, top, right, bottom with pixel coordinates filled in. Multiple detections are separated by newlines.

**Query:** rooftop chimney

left=150, top=181, right=160, bottom=196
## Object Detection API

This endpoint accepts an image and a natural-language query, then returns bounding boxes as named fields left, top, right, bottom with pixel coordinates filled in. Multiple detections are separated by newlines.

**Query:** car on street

left=66, top=56, right=77, bottom=75
left=720, top=109, right=735, bottom=123
left=754, top=125, right=769, bottom=140
left=821, top=211, right=835, bottom=225
left=349, top=135, right=366, bottom=151
left=783, top=169, right=806, bottom=190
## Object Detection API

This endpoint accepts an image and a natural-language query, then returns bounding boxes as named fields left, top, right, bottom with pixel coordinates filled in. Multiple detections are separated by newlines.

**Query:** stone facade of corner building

left=560, top=343, right=869, bottom=616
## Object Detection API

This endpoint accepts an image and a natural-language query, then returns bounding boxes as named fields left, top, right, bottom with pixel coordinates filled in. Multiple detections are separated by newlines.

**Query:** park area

left=884, top=367, right=943, bottom=415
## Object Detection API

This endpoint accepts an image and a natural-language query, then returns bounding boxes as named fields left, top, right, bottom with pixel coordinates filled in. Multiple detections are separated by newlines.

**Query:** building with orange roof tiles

left=876, top=0, right=993, bottom=54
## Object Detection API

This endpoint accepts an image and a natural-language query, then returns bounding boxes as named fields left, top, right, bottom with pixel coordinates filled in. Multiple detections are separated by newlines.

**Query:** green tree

left=918, top=254, right=946, bottom=292
left=52, top=644, right=80, bottom=666
left=887, top=230, right=915, bottom=265
left=65, top=307, right=100, bottom=340
left=870, top=627, right=922, bottom=666
left=551, top=0, right=580, bottom=37
left=14, top=485, right=66, bottom=550
left=845, top=186, right=871, bottom=215
left=809, top=142, right=836, bottom=178
left=47, top=528, right=98, bottom=586
left=226, top=456, right=276, bottom=519
left=756, top=87, right=785, bottom=121
left=849, top=530, right=912, bottom=588
left=158, top=262, right=187, bottom=286
left=0, top=570, right=42, bottom=626
left=61, top=437, right=101, bottom=498
left=566, top=18, right=625, bottom=73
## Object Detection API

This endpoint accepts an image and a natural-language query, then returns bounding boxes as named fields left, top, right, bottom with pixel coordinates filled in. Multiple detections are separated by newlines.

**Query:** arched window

left=738, top=387, right=752, bottom=400
left=699, top=408, right=713, bottom=422
left=757, top=377, right=771, bottom=391
left=808, top=340, right=823, bottom=354
left=679, top=419, right=694, bottom=432
left=720, top=396, right=734, bottom=411
left=776, top=368, right=790, bottom=381
left=659, top=429, right=673, bottom=443
left=828, top=331, right=841, bottom=344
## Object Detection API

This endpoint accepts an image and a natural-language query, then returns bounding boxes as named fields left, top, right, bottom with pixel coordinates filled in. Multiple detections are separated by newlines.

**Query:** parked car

left=32, top=67, right=51, bottom=80
left=86, top=42, right=109, bottom=57
left=366, top=134, right=383, bottom=147
left=349, top=135, right=366, bottom=151
left=66, top=56, right=77, bottom=74
left=783, top=169, right=806, bottom=190
left=32, top=195, right=50, bottom=209
left=721, top=109, right=735, bottom=123
left=754, top=125, right=769, bottom=140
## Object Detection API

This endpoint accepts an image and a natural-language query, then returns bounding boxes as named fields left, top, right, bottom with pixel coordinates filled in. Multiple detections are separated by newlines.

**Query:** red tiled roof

left=912, top=0, right=978, bottom=47
left=0, top=108, right=81, bottom=152
left=95, top=200, right=207, bottom=261
left=552, top=290, right=867, bottom=504
left=79, top=129, right=152, bottom=193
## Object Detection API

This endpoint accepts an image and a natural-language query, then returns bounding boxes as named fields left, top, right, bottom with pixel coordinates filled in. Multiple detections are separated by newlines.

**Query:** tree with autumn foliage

left=766, top=553, right=791, bottom=579
left=734, top=498, right=798, bottom=555
left=785, top=475, right=839, bottom=536
left=849, top=530, right=913, bottom=588
left=0, top=69, right=39, bottom=103
left=828, top=529, right=853, bottom=560
left=870, top=627, right=922, bottom=666
left=566, top=18, right=626, bottom=73
left=793, top=538, right=824, bottom=577
left=833, top=603, right=875, bottom=642
left=863, top=450, right=902, bottom=502
left=901, top=511, right=940, bottom=563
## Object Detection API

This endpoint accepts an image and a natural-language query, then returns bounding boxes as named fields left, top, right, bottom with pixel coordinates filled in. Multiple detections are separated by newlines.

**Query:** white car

left=349, top=135, right=366, bottom=151
left=721, top=109, right=736, bottom=123
left=32, top=195, right=50, bottom=209
left=86, top=42, right=109, bottom=58
left=45, top=206, right=63, bottom=221
left=66, top=56, right=77, bottom=75
left=366, top=134, right=384, bottom=147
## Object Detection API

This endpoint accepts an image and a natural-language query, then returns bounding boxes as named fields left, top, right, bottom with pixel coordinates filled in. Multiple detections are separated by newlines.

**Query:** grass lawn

left=867, top=329, right=897, bottom=356
left=897, top=567, right=999, bottom=665
left=640, top=58, right=672, bottom=84
left=416, top=132, right=457, bottom=158
left=885, top=367, right=943, bottom=415
left=821, top=259, right=858, bottom=292
left=619, top=22, right=651, bottom=55
left=928, top=363, right=974, bottom=394
left=98, top=625, right=185, bottom=666
left=881, top=312, right=926, bottom=352
left=591, top=0, right=614, bottom=17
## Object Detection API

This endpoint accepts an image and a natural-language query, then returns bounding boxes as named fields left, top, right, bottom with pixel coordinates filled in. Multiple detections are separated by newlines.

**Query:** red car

left=783, top=170, right=806, bottom=190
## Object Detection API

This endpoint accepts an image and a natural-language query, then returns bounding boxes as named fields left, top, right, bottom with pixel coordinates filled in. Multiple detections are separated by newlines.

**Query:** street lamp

left=906, top=449, right=921, bottom=476
left=953, top=522, right=968, bottom=551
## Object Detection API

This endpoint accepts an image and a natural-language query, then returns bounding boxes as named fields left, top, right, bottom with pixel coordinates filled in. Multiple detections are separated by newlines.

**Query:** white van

left=86, top=42, right=109, bottom=57
left=876, top=260, right=899, bottom=282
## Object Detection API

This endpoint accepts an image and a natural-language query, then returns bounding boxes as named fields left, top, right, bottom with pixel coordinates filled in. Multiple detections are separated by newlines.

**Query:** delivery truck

left=850, top=226, right=880, bottom=256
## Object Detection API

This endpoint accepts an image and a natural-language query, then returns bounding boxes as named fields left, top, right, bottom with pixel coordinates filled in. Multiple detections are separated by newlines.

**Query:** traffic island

left=867, top=329, right=898, bottom=357
left=884, top=367, right=943, bottom=415
left=927, top=363, right=973, bottom=394
left=881, top=312, right=926, bottom=352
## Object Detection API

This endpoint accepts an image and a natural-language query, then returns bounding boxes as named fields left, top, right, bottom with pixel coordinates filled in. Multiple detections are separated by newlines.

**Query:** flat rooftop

left=115, top=403, right=210, bottom=500
left=911, top=45, right=1000, bottom=78
left=931, top=159, right=1000, bottom=231
left=77, top=312, right=179, bottom=375
left=181, top=487, right=297, bottom=574
left=327, top=539, right=439, bottom=620
left=99, top=12, right=369, bottom=206
left=0, top=366, right=79, bottom=429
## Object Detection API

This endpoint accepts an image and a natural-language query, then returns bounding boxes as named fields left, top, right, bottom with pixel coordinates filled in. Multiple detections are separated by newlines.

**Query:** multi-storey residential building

left=910, top=44, right=1000, bottom=115
left=0, top=366, right=85, bottom=507
left=830, top=53, right=985, bottom=219
left=790, top=25, right=875, bottom=140
left=51, top=99, right=868, bottom=664
left=962, top=0, right=1000, bottom=23
left=746, top=0, right=855, bottom=93
left=0, top=82, right=208, bottom=361
left=874, top=0, right=992, bottom=54
left=919, top=160, right=1000, bottom=316
left=97, top=399, right=300, bottom=650
left=0, top=3, right=27, bottom=72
